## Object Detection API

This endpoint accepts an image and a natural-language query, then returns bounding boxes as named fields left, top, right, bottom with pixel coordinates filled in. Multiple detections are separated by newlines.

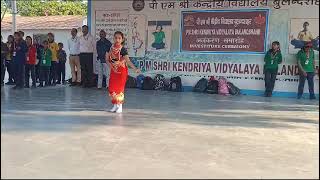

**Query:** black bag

left=164, top=78, right=171, bottom=91
left=207, top=79, right=219, bottom=94
left=136, top=74, right=145, bottom=89
left=126, top=76, right=137, bottom=88
left=169, top=76, right=182, bottom=92
left=227, top=82, right=241, bottom=95
left=142, top=76, right=155, bottom=90
left=154, top=74, right=166, bottom=90
left=193, top=78, right=208, bottom=93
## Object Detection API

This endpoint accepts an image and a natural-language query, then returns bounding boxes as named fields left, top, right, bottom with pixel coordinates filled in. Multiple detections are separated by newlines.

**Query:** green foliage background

left=1, top=0, right=87, bottom=16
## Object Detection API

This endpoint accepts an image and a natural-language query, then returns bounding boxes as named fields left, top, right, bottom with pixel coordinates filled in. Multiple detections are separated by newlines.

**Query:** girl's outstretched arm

left=124, top=55, right=141, bottom=74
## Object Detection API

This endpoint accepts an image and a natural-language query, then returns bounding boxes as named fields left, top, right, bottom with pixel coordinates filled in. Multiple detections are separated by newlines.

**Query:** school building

left=87, top=0, right=319, bottom=98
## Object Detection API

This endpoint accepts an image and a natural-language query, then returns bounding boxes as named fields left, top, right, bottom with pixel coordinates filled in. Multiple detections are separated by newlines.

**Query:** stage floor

left=1, top=85, right=319, bottom=179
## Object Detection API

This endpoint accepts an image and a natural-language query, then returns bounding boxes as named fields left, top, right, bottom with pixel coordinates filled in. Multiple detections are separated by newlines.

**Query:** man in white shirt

left=79, top=25, right=95, bottom=88
left=68, top=28, right=81, bottom=86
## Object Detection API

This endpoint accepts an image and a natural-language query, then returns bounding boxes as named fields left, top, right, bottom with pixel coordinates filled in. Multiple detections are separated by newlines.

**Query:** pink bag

left=218, top=77, right=229, bottom=95
left=209, top=76, right=216, bottom=81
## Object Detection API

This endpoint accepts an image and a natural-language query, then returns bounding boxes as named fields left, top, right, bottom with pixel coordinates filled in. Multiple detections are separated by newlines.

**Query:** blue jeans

left=25, top=64, right=36, bottom=86
left=40, top=66, right=50, bottom=86
left=96, top=60, right=109, bottom=88
left=13, top=62, right=25, bottom=88
left=49, top=61, right=58, bottom=84
left=298, top=72, right=315, bottom=99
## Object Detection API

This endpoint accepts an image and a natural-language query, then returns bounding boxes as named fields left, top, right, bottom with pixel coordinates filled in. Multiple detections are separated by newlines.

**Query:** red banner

left=181, top=9, right=269, bottom=53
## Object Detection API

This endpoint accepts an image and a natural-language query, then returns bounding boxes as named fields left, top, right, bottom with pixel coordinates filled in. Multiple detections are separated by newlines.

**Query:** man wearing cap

left=297, top=41, right=317, bottom=100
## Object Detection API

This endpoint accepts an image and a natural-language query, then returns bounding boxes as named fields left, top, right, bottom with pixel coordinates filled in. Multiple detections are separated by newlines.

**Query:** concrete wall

left=89, top=0, right=320, bottom=97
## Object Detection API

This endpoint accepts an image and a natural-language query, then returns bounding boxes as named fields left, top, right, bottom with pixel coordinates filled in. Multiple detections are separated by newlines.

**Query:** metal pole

left=12, top=0, right=17, bottom=34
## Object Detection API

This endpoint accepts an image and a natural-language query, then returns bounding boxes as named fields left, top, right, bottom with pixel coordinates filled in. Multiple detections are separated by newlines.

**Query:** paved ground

left=1, top=85, right=319, bottom=179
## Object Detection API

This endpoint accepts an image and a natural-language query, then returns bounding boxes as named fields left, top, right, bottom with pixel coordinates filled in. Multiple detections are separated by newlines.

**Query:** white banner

left=137, top=60, right=319, bottom=93
left=95, top=9, right=129, bottom=42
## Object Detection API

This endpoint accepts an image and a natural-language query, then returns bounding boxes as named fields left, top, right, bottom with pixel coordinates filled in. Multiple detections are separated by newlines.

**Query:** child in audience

left=57, top=42, right=67, bottom=84
left=48, top=33, right=59, bottom=86
left=38, top=40, right=52, bottom=87
left=5, top=35, right=15, bottom=85
left=25, top=36, right=37, bottom=88
left=263, top=41, right=283, bottom=97
left=34, top=37, right=43, bottom=83
left=297, top=41, right=317, bottom=99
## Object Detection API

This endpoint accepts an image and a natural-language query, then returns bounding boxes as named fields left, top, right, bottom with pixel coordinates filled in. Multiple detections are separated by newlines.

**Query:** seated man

left=290, top=21, right=319, bottom=51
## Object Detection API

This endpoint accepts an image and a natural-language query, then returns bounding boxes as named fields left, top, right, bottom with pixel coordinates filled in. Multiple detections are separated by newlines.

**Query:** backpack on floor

left=169, top=76, right=182, bottom=92
left=193, top=78, right=208, bottom=93
left=126, top=75, right=136, bottom=88
left=164, top=78, right=171, bottom=91
left=154, top=74, right=166, bottom=90
left=136, top=74, right=145, bottom=89
left=207, top=76, right=219, bottom=94
left=142, top=76, right=155, bottom=90
left=218, top=77, right=229, bottom=95
left=227, top=82, right=241, bottom=96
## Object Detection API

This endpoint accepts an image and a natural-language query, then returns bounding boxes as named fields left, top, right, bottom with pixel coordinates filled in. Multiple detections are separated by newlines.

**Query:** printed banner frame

left=289, top=18, right=319, bottom=55
left=95, top=9, right=129, bottom=42
left=180, top=9, right=270, bottom=54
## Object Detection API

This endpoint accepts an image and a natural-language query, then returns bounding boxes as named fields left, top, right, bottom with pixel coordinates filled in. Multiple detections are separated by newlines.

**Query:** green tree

left=1, top=0, right=11, bottom=19
left=16, top=0, right=87, bottom=16
left=1, top=0, right=5, bottom=12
